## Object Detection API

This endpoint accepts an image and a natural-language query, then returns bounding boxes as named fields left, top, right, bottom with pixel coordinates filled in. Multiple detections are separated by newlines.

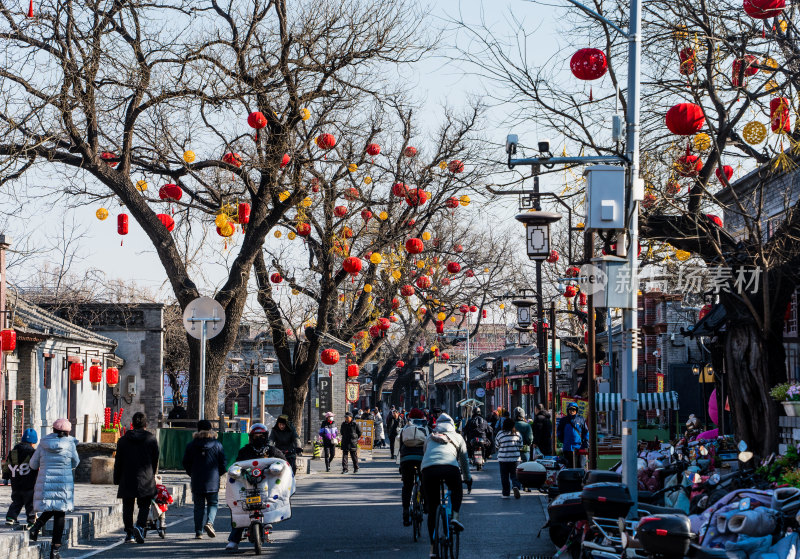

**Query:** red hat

left=408, top=408, right=426, bottom=419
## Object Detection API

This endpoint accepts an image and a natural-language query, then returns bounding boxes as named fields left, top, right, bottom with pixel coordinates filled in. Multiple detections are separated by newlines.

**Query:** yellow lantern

left=438, top=161, right=447, bottom=170
left=431, top=345, right=438, bottom=352
left=301, top=197, right=313, bottom=208
left=780, top=20, right=788, bottom=33
left=96, top=208, right=108, bottom=221
left=421, top=231, right=432, bottom=241
left=220, top=222, right=235, bottom=237
left=278, top=190, right=290, bottom=202
left=367, top=295, right=373, bottom=303
left=274, top=230, right=282, bottom=238
left=459, top=195, right=471, bottom=207
left=348, top=163, right=358, bottom=173
left=364, top=284, right=373, bottom=293
left=288, top=231, right=296, bottom=240
left=499, top=303, right=505, bottom=310
left=483, top=267, right=490, bottom=273
left=693, top=133, right=711, bottom=152
left=183, top=150, right=196, bottom=163
left=135, top=180, right=148, bottom=192
left=743, top=121, right=767, bottom=145
left=300, top=108, right=311, bottom=121
left=379, top=211, right=388, bottom=220
left=215, top=214, right=228, bottom=228
left=576, top=222, right=585, bottom=230
left=675, top=249, right=691, bottom=262
left=437, top=312, right=446, bottom=321
left=416, top=261, right=425, bottom=269
left=370, top=253, right=382, bottom=264
left=450, top=316, right=457, bottom=322
left=291, top=289, right=299, bottom=295
left=391, top=270, right=401, bottom=280
left=364, top=176, right=372, bottom=185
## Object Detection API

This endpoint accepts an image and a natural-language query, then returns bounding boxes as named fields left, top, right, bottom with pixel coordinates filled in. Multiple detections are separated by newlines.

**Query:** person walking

left=557, top=403, right=589, bottom=468
left=386, top=409, right=403, bottom=459
left=319, top=412, right=339, bottom=472
left=3, top=428, right=38, bottom=527
left=28, top=419, right=79, bottom=559
left=373, top=408, right=386, bottom=449
left=513, top=408, right=534, bottom=461
left=182, top=419, right=226, bottom=539
left=533, top=404, right=553, bottom=455
left=495, top=418, right=523, bottom=499
left=270, top=415, right=301, bottom=474
left=114, top=412, right=160, bottom=544
left=340, top=412, right=361, bottom=474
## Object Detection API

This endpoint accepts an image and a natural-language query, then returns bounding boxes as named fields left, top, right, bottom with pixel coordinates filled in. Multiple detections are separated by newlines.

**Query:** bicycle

left=433, top=480, right=463, bottom=559
left=411, top=469, right=424, bottom=542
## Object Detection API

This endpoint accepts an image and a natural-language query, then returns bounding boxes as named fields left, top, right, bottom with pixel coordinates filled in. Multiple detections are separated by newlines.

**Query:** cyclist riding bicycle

left=463, top=407, right=492, bottom=462
left=421, top=413, right=473, bottom=559
left=399, top=408, right=429, bottom=527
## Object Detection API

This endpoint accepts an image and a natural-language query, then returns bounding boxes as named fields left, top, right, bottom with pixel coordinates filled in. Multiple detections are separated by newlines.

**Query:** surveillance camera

left=538, top=140, right=551, bottom=154
left=506, top=134, right=518, bottom=155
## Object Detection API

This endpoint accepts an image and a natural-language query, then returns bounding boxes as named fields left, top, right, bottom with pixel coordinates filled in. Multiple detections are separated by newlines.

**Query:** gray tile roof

left=10, top=298, right=117, bottom=348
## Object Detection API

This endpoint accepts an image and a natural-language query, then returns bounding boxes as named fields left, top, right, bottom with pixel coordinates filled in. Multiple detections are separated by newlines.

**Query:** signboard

left=547, top=339, right=562, bottom=370
left=345, top=381, right=360, bottom=403
left=264, top=389, right=284, bottom=406
left=356, top=419, right=374, bottom=451
left=475, top=387, right=486, bottom=398
left=259, top=376, right=269, bottom=392
left=656, top=373, right=665, bottom=393
left=560, top=397, right=589, bottom=417
left=318, top=377, right=332, bottom=420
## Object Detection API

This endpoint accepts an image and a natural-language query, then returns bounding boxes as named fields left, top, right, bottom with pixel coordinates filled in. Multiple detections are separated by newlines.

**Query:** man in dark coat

left=269, top=415, right=301, bottom=474
left=182, top=419, right=226, bottom=539
left=464, top=408, right=493, bottom=460
left=340, top=412, right=362, bottom=473
left=386, top=409, right=404, bottom=459
left=533, top=404, right=553, bottom=456
left=114, top=412, right=159, bottom=543
left=3, top=428, right=38, bottom=527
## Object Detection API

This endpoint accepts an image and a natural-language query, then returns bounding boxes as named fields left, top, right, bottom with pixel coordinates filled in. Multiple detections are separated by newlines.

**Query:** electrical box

left=584, top=165, right=625, bottom=230
left=591, top=255, right=637, bottom=310
left=126, top=375, right=137, bottom=396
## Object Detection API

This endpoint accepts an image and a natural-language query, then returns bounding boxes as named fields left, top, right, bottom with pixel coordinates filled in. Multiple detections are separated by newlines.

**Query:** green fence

left=158, top=429, right=249, bottom=470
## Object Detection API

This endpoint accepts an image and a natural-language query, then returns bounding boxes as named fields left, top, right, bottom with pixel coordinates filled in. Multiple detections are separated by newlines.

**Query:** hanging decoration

left=135, top=180, right=148, bottom=192
left=715, top=165, right=734, bottom=185
left=392, top=182, right=407, bottom=197
left=106, top=367, right=119, bottom=387
left=675, top=155, right=703, bottom=177
left=28, top=0, right=33, bottom=18
left=693, top=133, right=711, bottom=151
left=732, top=55, right=759, bottom=87
left=706, top=214, right=723, bottom=227
left=447, top=160, right=465, bottom=173
left=222, top=152, right=243, bottom=167
left=247, top=111, right=268, bottom=141
left=400, top=284, right=415, bottom=297
left=1, top=329, right=16, bottom=353
left=742, top=0, right=785, bottom=20
left=546, top=250, right=559, bottom=263
left=344, top=187, right=360, bottom=200
left=445, top=197, right=460, bottom=209
left=665, top=103, right=705, bottom=135
left=342, top=256, right=362, bottom=276
left=101, top=152, right=118, bottom=168
left=280, top=154, right=291, bottom=168
left=770, top=97, right=791, bottom=133
left=159, top=183, right=183, bottom=201
left=321, top=349, right=340, bottom=365
left=89, top=365, right=103, bottom=388
left=69, top=363, right=84, bottom=384
left=316, top=133, right=337, bottom=150
left=270, top=273, right=283, bottom=284
left=334, top=205, right=348, bottom=217
left=405, top=188, right=428, bottom=206
left=366, top=143, right=381, bottom=157
left=300, top=108, right=311, bottom=121
left=238, top=203, right=251, bottom=225
left=157, top=213, right=175, bottom=232
left=96, top=208, right=109, bottom=221
left=347, top=364, right=359, bottom=377
left=183, top=151, right=195, bottom=163
left=370, top=252, right=382, bottom=264
left=459, top=195, right=471, bottom=206
left=742, top=121, right=767, bottom=144
left=679, top=47, right=696, bottom=75
left=446, top=262, right=461, bottom=273
left=404, top=146, right=418, bottom=157
left=564, top=285, right=578, bottom=298
left=570, top=48, right=608, bottom=100
left=405, top=238, right=424, bottom=254
left=118, top=214, right=128, bottom=245
left=415, top=276, right=432, bottom=289
left=396, top=360, right=405, bottom=368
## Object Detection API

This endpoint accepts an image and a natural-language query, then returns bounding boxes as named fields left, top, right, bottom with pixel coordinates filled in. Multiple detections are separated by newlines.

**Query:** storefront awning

left=595, top=391, right=680, bottom=412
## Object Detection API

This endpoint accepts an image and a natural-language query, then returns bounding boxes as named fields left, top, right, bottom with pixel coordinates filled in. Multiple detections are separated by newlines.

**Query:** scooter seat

left=638, top=503, right=688, bottom=517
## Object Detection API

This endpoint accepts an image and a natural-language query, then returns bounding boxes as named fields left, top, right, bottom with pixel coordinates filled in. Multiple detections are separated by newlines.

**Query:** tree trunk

left=724, top=323, right=780, bottom=458
left=282, top=382, right=309, bottom=434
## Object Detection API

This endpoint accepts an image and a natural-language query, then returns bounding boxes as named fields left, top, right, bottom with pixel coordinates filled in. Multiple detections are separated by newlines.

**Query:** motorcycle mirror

left=738, top=451, right=754, bottom=463
left=699, top=446, right=708, bottom=456
left=737, top=440, right=748, bottom=452
left=229, top=465, right=242, bottom=479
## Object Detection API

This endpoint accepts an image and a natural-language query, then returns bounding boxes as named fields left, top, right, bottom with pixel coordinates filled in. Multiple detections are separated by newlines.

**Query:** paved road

left=61, top=451, right=555, bottom=558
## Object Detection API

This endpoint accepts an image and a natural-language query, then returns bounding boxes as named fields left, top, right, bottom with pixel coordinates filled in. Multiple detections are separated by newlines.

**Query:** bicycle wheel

left=251, top=522, right=262, bottom=555
left=450, top=526, right=460, bottom=559
left=435, top=507, right=450, bottom=559
left=411, top=485, right=421, bottom=542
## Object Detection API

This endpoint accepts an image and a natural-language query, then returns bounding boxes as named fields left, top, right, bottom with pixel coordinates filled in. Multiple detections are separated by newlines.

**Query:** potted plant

left=771, top=383, right=800, bottom=416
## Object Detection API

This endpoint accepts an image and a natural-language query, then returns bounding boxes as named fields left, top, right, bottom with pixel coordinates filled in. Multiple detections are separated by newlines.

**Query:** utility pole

left=586, top=230, right=598, bottom=470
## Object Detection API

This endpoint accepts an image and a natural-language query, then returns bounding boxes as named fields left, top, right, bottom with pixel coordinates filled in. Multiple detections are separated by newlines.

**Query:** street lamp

left=512, top=298, right=536, bottom=331
left=515, top=211, right=563, bottom=260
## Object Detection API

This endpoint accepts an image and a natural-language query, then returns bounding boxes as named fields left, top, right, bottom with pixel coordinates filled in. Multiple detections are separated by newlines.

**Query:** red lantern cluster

left=159, top=183, right=183, bottom=201
left=316, top=133, right=337, bottom=150
left=770, top=97, right=790, bottom=134
left=566, top=266, right=580, bottom=278
left=157, top=214, right=175, bottom=232
left=321, top=349, right=340, bottom=365
left=564, top=285, right=578, bottom=298
left=1, top=329, right=16, bottom=353
left=342, top=257, right=362, bottom=275
left=665, top=103, right=705, bottom=135
left=405, top=238, right=424, bottom=254
left=546, top=250, right=559, bottom=264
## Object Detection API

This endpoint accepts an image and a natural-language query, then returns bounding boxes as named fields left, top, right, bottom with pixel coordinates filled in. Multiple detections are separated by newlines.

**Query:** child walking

left=3, top=428, right=38, bottom=527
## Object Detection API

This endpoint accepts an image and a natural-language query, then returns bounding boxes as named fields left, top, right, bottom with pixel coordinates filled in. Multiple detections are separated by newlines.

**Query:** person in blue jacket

left=556, top=403, right=588, bottom=468
left=182, top=419, right=227, bottom=539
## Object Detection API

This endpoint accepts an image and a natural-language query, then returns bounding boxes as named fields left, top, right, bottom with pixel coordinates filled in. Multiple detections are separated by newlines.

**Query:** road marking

left=71, top=515, right=193, bottom=559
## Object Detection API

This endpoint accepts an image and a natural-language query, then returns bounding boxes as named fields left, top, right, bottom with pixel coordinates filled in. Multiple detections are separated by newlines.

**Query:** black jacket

left=269, top=425, right=301, bottom=455
left=2, top=442, right=37, bottom=491
left=533, top=411, right=553, bottom=453
left=340, top=420, right=362, bottom=451
left=464, top=416, right=492, bottom=442
left=182, top=430, right=227, bottom=494
left=114, top=429, right=160, bottom=499
left=235, top=443, right=286, bottom=462
left=386, top=414, right=404, bottom=437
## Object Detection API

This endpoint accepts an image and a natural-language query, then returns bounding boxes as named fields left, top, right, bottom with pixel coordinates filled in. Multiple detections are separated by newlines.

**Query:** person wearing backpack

left=463, top=408, right=492, bottom=463
left=398, top=408, right=428, bottom=527
left=3, top=428, right=38, bottom=527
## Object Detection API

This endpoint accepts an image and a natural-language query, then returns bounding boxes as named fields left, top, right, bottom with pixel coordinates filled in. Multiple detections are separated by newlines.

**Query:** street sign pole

left=183, top=297, right=226, bottom=421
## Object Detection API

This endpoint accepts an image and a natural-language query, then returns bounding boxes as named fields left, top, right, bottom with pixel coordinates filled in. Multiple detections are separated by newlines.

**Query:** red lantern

left=441, top=352, right=450, bottom=361
left=679, top=48, right=696, bottom=75
left=341, top=227, right=354, bottom=239
left=716, top=165, right=734, bottom=185
left=344, top=187, right=360, bottom=201
left=334, top=205, right=348, bottom=217
left=390, top=315, right=399, bottom=323
left=666, top=181, right=682, bottom=196
left=396, top=360, right=405, bottom=368
left=101, top=151, right=118, bottom=168
left=404, top=146, right=417, bottom=157
left=440, top=278, right=451, bottom=286
left=579, top=292, right=588, bottom=306
left=445, top=197, right=459, bottom=209
left=732, top=55, right=759, bottom=86
left=69, top=362, right=84, bottom=384
left=222, top=152, right=243, bottom=167
left=459, top=304, right=470, bottom=314
left=401, top=284, right=415, bottom=297
left=405, top=188, right=428, bottom=206
left=546, top=250, right=559, bottom=263
left=665, top=103, right=705, bottom=135
left=566, top=266, right=580, bottom=278
left=238, top=203, right=251, bottom=225
left=743, top=0, right=785, bottom=20
left=296, top=222, right=311, bottom=237
left=564, top=285, right=578, bottom=298
left=361, top=210, right=372, bottom=222
left=159, top=183, right=183, bottom=201
left=117, top=213, right=129, bottom=236
left=465, top=270, right=475, bottom=278
left=106, top=367, right=119, bottom=387
left=447, top=160, right=464, bottom=173
left=415, top=276, right=432, bottom=289
left=89, top=365, right=103, bottom=387
left=346, top=364, right=359, bottom=377
left=570, top=48, right=608, bottom=100
left=270, top=273, right=283, bottom=284
left=391, top=298, right=400, bottom=310
left=405, top=238, right=424, bottom=254
left=453, top=244, right=464, bottom=253
left=369, top=325, right=382, bottom=339
left=446, top=262, right=461, bottom=274
left=156, top=213, right=175, bottom=232
left=469, top=305, right=478, bottom=313
left=435, top=320, right=444, bottom=334
left=316, top=133, right=337, bottom=150
left=247, top=111, right=267, bottom=140
left=280, top=154, right=291, bottom=168
left=392, top=182, right=407, bottom=197
left=676, top=155, right=702, bottom=177
left=342, top=257, right=362, bottom=275
left=366, top=143, right=381, bottom=156
left=0, top=329, right=16, bottom=353
left=705, top=214, right=723, bottom=227
left=771, top=97, right=791, bottom=134
left=434, top=348, right=440, bottom=357
left=321, top=349, right=340, bottom=365
left=698, top=304, right=712, bottom=321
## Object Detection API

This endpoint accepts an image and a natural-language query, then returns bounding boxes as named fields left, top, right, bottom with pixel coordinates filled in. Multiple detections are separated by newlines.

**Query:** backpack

left=400, top=424, right=428, bottom=447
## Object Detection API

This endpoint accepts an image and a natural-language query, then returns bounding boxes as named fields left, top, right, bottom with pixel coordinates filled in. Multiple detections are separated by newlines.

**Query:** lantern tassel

left=589, top=86, right=593, bottom=102
left=763, top=22, right=766, bottom=39
left=28, top=0, right=33, bottom=18
left=255, top=131, right=259, bottom=142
